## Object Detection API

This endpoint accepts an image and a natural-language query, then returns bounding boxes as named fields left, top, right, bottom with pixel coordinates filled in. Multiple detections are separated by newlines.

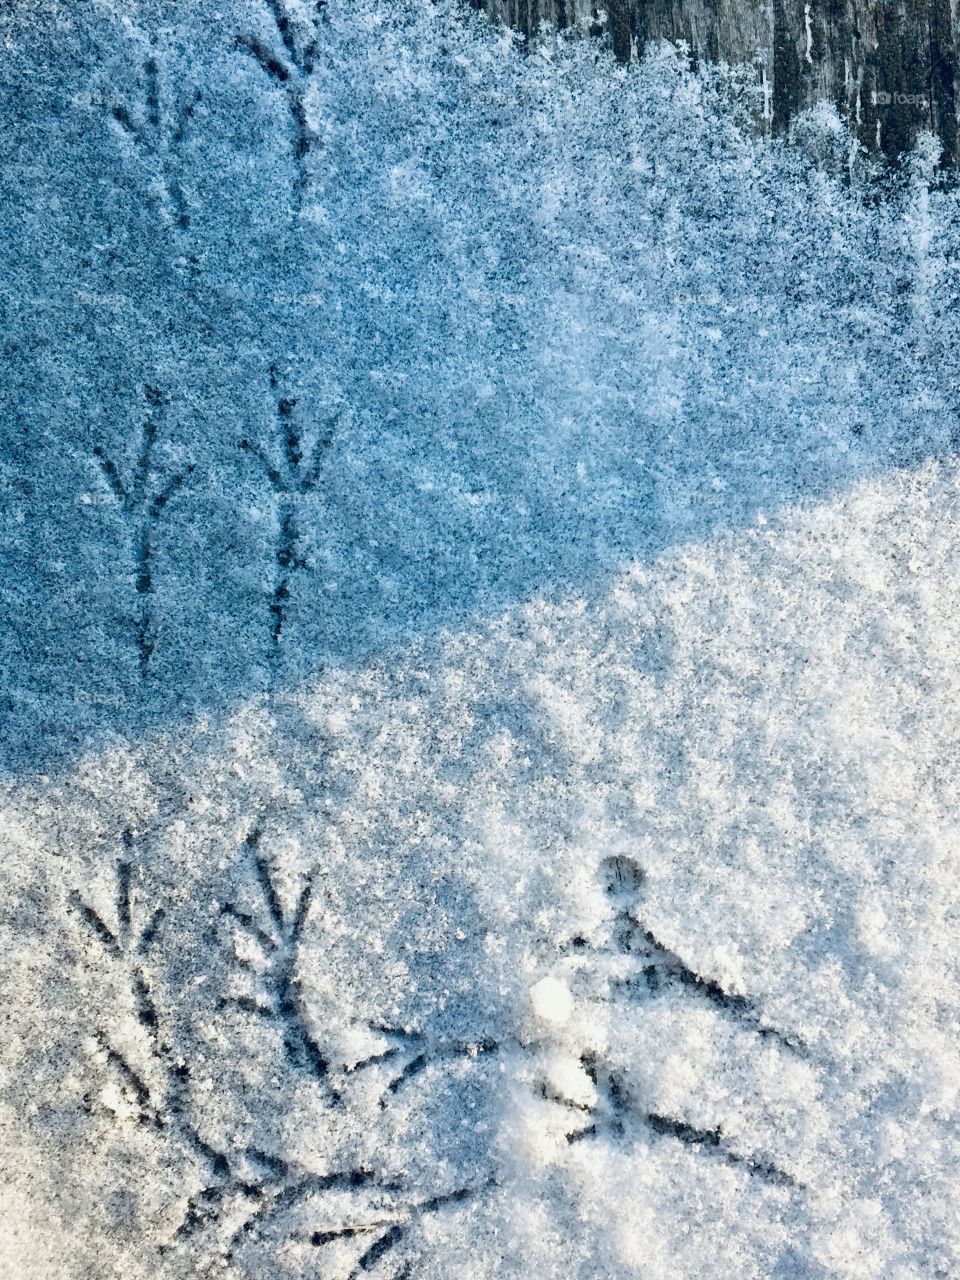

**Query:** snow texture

left=2, top=1, right=960, bottom=1277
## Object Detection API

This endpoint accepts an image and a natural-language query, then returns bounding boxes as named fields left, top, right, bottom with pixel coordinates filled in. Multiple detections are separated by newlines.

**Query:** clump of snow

left=530, top=975, right=574, bottom=1024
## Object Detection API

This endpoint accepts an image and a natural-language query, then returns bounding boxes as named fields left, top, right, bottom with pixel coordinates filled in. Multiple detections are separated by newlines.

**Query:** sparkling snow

left=1, top=0, right=959, bottom=1277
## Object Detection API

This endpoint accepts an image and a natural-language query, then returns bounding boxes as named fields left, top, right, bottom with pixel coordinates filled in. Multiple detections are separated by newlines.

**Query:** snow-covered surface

left=2, top=1, right=960, bottom=1276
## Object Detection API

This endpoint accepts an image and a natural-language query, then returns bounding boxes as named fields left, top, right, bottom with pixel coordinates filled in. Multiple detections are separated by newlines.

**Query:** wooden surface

left=473, top=0, right=959, bottom=163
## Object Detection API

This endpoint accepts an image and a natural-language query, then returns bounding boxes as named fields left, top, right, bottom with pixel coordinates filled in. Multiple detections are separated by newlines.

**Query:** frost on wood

left=2, top=0, right=960, bottom=1277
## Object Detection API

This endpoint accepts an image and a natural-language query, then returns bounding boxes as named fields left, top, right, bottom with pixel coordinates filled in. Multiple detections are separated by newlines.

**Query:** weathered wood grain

left=472, top=0, right=959, bottom=162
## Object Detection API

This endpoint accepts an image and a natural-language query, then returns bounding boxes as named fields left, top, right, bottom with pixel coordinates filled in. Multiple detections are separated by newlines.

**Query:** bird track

left=235, top=0, right=327, bottom=209
left=102, top=43, right=203, bottom=246
left=240, top=365, right=339, bottom=668
left=69, top=832, right=806, bottom=1270
left=91, top=384, right=194, bottom=679
left=545, top=854, right=804, bottom=1187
